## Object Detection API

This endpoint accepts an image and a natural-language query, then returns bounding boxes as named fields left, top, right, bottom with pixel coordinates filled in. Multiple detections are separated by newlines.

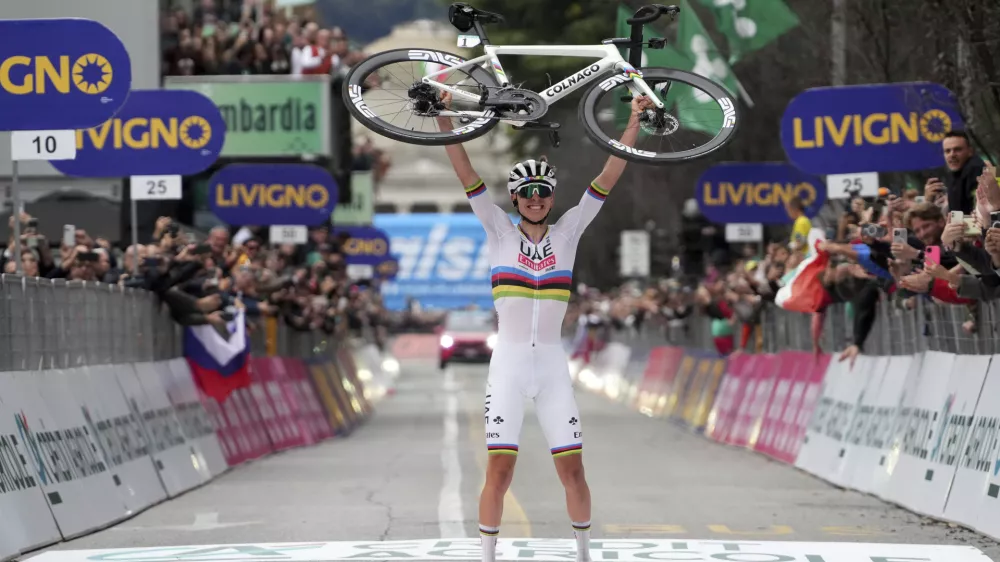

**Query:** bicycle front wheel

left=579, top=67, right=740, bottom=165
left=343, top=48, right=502, bottom=146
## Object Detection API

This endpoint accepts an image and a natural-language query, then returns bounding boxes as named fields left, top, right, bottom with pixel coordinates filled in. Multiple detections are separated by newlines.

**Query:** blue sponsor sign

left=373, top=213, right=492, bottom=311
left=696, top=162, right=825, bottom=224
left=208, top=163, right=336, bottom=226
left=375, top=255, right=400, bottom=280
left=780, top=82, right=964, bottom=175
left=0, top=19, right=132, bottom=130
left=51, top=89, right=225, bottom=177
left=333, top=226, right=391, bottom=267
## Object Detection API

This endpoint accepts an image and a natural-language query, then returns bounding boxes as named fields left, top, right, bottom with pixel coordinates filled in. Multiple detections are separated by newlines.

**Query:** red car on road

left=438, top=310, right=498, bottom=369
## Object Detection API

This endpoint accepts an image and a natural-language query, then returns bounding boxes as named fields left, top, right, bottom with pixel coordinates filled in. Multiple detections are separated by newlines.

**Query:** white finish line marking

left=22, top=539, right=993, bottom=562
left=438, top=367, right=466, bottom=538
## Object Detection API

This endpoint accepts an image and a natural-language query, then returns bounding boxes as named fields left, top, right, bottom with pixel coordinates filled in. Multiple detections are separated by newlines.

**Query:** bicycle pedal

left=549, top=131, right=561, bottom=148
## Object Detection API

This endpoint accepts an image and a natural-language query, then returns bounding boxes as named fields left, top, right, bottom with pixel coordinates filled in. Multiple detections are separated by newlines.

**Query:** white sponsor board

left=881, top=351, right=978, bottom=519
left=164, top=358, right=229, bottom=479
left=18, top=368, right=129, bottom=538
left=971, top=359, right=1000, bottom=538
left=828, top=355, right=889, bottom=488
left=794, top=357, right=868, bottom=482
left=845, top=355, right=913, bottom=497
left=945, top=355, right=999, bottom=533
left=20, top=539, right=994, bottom=562
left=74, top=365, right=167, bottom=514
left=0, top=371, right=61, bottom=554
left=133, top=362, right=204, bottom=496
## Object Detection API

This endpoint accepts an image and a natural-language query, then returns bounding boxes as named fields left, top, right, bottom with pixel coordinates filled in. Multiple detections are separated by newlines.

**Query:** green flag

left=614, top=1, right=743, bottom=136
left=694, top=0, right=800, bottom=64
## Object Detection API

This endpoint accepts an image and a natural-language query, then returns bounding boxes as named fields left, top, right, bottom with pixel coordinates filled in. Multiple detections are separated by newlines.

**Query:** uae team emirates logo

left=518, top=253, right=556, bottom=271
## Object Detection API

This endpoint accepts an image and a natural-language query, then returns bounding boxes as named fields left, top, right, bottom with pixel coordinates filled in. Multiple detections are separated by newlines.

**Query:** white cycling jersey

left=464, top=177, right=608, bottom=457
left=465, top=178, right=607, bottom=345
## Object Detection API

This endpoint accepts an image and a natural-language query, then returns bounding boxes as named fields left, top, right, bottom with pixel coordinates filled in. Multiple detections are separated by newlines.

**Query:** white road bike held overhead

left=343, top=3, right=740, bottom=165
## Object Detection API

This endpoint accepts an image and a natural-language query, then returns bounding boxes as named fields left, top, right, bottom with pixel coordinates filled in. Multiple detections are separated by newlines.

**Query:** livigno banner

left=163, top=75, right=330, bottom=158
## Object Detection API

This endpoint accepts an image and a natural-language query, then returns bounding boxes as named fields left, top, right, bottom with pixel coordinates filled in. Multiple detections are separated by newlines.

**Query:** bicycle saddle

left=449, top=2, right=505, bottom=32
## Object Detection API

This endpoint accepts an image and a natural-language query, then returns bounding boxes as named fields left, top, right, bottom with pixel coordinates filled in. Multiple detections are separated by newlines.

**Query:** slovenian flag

left=774, top=228, right=832, bottom=313
left=184, top=309, right=251, bottom=402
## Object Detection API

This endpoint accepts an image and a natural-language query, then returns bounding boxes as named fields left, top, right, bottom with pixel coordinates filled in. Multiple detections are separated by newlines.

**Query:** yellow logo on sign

left=0, top=54, right=113, bottom=95
left=76, top=116, right=212, bottom=150
left=215, top=183, right=329, bottom=209
left=344, top=238, right=388, bottom=257
left=702, top=181, right=817, bottom=207
left=792, top=110, right=951, bottom=149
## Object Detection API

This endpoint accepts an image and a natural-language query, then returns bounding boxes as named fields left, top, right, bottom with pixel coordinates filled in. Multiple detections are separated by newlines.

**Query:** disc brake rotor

left=639, top=109, right=680, bottom=136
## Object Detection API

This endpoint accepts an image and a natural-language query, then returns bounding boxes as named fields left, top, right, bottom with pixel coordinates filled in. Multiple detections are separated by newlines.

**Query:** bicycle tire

left=578, top=67, right=740, bottom=165
left=343, top=48, right=502, bottom=146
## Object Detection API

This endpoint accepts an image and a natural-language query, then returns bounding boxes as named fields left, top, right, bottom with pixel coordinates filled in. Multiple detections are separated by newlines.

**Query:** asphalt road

left=25, top=359, right=1000, bottom=561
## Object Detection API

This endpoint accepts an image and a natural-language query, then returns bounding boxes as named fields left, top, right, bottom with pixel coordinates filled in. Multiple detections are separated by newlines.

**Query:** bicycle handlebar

left=626, top=4, right=680, bottom=25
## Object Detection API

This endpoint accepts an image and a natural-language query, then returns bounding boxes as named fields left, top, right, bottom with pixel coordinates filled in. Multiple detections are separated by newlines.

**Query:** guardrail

left=0, top=275, right=396, bottom=561
left=576, top=299, right=1000, bottom=543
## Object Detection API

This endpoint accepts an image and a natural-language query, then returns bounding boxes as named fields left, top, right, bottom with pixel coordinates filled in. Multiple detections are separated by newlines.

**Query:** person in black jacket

left=924, top=130, right=984, bottom=214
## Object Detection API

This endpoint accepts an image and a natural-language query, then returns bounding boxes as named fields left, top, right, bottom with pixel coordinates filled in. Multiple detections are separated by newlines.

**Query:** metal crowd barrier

left=0, top=274, right=345, bottom=371
left=609, top=298, right=1000, bottom=358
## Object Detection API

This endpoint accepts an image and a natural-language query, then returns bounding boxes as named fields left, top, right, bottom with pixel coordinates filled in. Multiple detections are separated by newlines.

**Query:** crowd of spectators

left=1, top=216, right=390, bottom=346
left=564, top=130, right=998, bottom=366
left=0, top=0, right=401, bottom=347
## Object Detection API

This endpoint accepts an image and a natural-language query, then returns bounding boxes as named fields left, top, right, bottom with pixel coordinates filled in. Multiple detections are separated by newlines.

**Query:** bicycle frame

left=419, top=43, right=664, bottom=124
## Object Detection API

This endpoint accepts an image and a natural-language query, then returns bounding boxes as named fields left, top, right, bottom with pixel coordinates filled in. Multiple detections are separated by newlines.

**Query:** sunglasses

left=516, top=184, right=553, bottom=199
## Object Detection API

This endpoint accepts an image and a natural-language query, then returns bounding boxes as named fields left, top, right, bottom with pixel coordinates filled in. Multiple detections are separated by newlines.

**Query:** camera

left=991, top=211, right=1000, bottom=229
left=861, top=223, right=887, bottom=239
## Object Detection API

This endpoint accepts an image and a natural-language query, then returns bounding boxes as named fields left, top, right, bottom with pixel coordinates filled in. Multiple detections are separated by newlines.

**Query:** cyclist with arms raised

left=436, top=92, right=654, bottom=562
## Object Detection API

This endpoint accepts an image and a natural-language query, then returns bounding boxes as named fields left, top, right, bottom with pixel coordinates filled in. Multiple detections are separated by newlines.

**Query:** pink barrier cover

left=637, top=346, right=670, bottom=396
left=265, top=358, right=318, bottom=446
left=774, top=352, right=831, bottom=463
left=250, top=358, right=308, bottom=451
left=706, top=353, right=754, bottom=444
left=754, top=352, right=806, bottom=460
left=277, top=358, right=334, bottom=443
left=647, top=346, right=686, bottom=412
left=235, top=386, right=274, bottom=460
left=728, top=354, right=775, bottom=448
left=198, top=392, right=244, bottom=466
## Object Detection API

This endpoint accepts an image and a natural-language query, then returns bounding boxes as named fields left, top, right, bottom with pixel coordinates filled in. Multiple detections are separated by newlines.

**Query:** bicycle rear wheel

left=579, top=67, right=740, bottom=165
left=343, top=48, right=502, bottom=146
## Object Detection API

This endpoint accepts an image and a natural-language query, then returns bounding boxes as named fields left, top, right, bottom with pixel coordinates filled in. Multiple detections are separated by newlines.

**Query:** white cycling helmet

left=506, top=157, right=557, bottom=196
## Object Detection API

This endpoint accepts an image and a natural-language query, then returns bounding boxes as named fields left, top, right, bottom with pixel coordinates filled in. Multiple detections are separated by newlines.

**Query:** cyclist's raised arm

left=592, top=95, right=653, bottom=194
left=435, top=94, right=511, bottom=237
left=556, top=95, right=655, bottom=240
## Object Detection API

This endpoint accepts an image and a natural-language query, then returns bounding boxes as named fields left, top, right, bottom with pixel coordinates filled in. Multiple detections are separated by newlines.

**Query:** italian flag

left=774, top=228, right=832, bottom=313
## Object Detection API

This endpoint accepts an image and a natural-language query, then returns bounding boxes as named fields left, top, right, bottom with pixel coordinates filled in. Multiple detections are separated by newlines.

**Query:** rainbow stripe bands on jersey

left=465, top=179, right=487, bottom=199
left=587, top=182, right=609, bottom=202
left=552, top=444, right=582, bottom=458
left=491, top=267, right=572, bottom=302
left=488, top=444, right=518, bottom=456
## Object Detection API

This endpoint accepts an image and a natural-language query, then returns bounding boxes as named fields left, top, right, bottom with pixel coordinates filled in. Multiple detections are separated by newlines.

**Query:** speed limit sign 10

left=725, top=223, right=763, bottom=242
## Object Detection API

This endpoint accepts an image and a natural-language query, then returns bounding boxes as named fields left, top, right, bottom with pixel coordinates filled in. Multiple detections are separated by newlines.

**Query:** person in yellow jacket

left=785, top=197, right=812, bottom=254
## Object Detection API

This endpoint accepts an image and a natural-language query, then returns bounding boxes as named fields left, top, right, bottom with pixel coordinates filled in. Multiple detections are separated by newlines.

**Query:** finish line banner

left=22, top=539, right=991, bottom=562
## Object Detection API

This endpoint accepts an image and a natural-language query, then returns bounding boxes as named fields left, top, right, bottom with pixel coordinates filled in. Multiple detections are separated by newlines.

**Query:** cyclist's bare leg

left=554, top=453, right=591, bottom=561
left=479, top=454, right=516, bottom=562
left=479, top=454, right=516, bottom=525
